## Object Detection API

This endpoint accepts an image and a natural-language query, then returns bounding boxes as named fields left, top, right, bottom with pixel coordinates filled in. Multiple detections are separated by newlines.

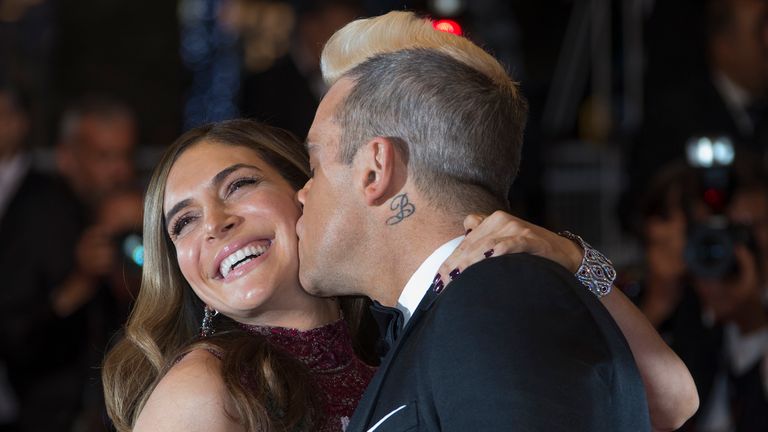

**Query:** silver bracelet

left=558, top=231, right=616, bottom=298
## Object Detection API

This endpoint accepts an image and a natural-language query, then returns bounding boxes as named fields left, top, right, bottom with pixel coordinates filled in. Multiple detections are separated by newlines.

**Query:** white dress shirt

left=396, top=236, right=463, bottom=325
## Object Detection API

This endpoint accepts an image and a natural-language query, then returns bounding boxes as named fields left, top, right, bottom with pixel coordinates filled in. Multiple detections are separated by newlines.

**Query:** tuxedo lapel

left=348, top=288, right=442, bottom=431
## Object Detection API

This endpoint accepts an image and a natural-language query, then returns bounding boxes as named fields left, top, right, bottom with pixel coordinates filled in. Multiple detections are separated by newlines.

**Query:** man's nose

left=297, top=181, right=309, bottom=206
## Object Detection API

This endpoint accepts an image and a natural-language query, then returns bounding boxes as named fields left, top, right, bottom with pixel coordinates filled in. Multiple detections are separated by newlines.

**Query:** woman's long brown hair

left=102, top=119, right=375, bottom=431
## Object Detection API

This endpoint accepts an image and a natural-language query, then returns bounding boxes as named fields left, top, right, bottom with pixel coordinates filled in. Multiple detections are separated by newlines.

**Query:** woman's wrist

left=558, top=231, right=616, bottom=298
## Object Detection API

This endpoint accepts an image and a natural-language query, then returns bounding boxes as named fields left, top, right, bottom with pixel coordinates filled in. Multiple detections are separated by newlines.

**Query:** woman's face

left=163, top=140, right=305, bottom=323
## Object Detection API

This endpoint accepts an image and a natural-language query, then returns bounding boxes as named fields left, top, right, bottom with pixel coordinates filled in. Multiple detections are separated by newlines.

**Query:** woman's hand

left=437, top=210, right=583, bottom=284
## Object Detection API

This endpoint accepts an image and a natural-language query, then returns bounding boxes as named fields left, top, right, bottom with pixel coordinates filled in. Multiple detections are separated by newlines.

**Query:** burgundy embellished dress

left=239, top=319, right=376, bottom=432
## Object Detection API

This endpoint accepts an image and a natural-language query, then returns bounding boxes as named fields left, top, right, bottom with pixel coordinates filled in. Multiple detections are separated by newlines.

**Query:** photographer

left=636, top=155, right=768, bottom=431
left=53, top=96, right=144, bottom=430
left=686, top=165, right=768, bottom=432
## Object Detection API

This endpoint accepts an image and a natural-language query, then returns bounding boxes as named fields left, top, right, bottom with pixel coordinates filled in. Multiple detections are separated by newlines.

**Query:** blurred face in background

left=58, top=114, right=136, bottom=204
left=644, top=207, right=688, bottom=282
left=712, top=0, right=768, bottom=96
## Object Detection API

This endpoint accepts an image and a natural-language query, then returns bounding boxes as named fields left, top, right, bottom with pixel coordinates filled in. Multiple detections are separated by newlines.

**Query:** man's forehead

left=317, top=77, right=354, bottom=119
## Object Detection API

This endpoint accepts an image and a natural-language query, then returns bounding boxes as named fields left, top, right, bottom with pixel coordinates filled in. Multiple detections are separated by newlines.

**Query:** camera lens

left=685, top=224, right=736, bottom=279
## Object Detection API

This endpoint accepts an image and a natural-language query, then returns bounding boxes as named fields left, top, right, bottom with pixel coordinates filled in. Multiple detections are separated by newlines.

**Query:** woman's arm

left=439, top=211, right=699, bottom=431
left=600, top=288, right=698, bottom=431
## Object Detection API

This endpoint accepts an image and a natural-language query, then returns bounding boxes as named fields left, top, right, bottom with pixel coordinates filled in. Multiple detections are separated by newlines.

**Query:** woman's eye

left=171, top=215, right=196, bottom=237
left=227, top=177, right=259, bottom=196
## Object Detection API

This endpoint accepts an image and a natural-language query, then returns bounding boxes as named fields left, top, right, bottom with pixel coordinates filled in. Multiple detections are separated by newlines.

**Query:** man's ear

left=355, top=137, right=404, bottom=206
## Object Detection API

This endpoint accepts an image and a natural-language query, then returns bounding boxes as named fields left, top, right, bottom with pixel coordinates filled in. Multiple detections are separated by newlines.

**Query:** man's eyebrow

left=164, top=163, right=261, bottom=226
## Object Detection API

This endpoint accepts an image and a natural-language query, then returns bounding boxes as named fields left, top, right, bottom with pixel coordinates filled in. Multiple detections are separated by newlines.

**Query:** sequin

left=239, top=319, right=376, bottom=432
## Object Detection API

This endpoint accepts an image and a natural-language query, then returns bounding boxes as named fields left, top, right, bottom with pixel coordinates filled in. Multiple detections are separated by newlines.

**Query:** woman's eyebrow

left=211, top=163, right=261, bottom=188
left=165, top=198, right=192, bottom=227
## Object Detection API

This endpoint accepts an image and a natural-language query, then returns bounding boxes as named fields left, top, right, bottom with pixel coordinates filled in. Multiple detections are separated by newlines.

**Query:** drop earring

left=200, top=305, right=219, bottom=337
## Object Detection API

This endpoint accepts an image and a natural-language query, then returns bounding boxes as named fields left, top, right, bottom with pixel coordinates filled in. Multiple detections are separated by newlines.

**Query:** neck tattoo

left=386, top=193, right=416, bottom=225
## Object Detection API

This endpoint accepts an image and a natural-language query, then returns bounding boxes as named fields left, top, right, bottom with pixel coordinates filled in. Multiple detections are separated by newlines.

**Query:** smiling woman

left=102, top=119, right=376, bottom=432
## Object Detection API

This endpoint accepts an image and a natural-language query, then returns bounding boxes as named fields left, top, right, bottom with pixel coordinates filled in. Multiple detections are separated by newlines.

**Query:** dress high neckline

left=237, top=318, right=376, bottom=431
left=238, top=319, right=357, bottom=372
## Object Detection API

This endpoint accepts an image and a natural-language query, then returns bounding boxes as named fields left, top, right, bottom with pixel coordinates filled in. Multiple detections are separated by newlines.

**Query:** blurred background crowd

left=1, top=0, right=768, bottom=431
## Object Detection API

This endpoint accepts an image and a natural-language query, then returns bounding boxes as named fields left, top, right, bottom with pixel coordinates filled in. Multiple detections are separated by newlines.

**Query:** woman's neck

left=237, top=282, right=341, bottom=330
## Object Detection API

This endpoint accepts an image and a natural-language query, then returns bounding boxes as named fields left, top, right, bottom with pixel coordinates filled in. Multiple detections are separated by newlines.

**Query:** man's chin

left=298, top=268, right=325, bottom=297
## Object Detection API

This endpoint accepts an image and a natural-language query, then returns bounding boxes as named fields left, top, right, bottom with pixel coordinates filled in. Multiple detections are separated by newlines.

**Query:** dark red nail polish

left=434, top=279, right=445, bottom=293
left=449, top=268, right=461, bottom=280
left=484, top=249, right=495, bottom=258
left=465, top=228, right=473, bottom=235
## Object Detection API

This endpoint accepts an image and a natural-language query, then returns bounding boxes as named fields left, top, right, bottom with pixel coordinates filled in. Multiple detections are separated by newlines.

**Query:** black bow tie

left=369, top=301, right=404, bottom=359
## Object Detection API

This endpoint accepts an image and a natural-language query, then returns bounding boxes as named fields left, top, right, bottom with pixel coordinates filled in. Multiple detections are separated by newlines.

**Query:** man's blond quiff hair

left=321, top=11, right=517, bottom=92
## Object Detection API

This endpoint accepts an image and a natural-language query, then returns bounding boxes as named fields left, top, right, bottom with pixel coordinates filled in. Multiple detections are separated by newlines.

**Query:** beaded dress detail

left=239, top=319, right=375, bottom=432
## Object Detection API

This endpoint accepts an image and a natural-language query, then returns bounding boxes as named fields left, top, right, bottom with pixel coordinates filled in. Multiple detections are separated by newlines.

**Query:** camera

left=683, top=136, right=756, bottom=279
left=685, top=219, right=754, bottom=279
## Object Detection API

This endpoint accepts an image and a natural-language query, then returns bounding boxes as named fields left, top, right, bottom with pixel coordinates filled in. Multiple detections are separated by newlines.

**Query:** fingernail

left=432, top=273, right=442, bottom=285
left=433, top=278, right=445, bottom=294
left=465, top=228, right=472, bottom=235
left=449, top=267, right=461, bottom=280
left=483, top=249, right=495, bottom=258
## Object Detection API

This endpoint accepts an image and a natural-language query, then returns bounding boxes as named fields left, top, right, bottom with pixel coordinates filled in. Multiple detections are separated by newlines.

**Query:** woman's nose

left=204, top=208, right=239, bottom=239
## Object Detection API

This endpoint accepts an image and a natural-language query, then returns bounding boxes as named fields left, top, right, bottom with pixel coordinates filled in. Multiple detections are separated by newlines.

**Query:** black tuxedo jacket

left=347, top=254, right=650, bottom=432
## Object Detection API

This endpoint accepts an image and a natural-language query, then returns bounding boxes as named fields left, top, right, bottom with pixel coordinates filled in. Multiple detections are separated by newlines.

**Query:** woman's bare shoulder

left=133, top=349, right=244, bottom=432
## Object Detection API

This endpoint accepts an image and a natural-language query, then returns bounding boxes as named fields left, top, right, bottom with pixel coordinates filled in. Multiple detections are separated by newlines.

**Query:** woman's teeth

left=220, top=244, right=269, bottom=278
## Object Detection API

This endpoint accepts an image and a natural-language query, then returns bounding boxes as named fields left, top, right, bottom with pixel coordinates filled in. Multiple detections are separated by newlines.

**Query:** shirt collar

left=396, top=236, right=463, bottom=324
left=724, top=323, right=768, bottom=375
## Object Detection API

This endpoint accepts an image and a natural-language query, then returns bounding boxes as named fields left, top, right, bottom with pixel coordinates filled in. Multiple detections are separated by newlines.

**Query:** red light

left=703, top=188, right=725, bottom=210
left=433, top=19, right=462, bottom=36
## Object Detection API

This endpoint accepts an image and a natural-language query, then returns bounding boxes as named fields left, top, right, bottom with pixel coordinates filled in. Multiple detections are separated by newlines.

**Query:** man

left=54, top=97, right=144, bottom=430
left=0, top=86, right=86, bottom=430
left=676, top=163, right=768, bottom=431
left=57, top=96, right=136, bottom=207
left=296, top=11, right=650, bottom=431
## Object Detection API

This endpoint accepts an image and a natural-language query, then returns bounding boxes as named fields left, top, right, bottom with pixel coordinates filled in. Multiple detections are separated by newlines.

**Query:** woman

left=103, top=119, right=696, bottom=432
